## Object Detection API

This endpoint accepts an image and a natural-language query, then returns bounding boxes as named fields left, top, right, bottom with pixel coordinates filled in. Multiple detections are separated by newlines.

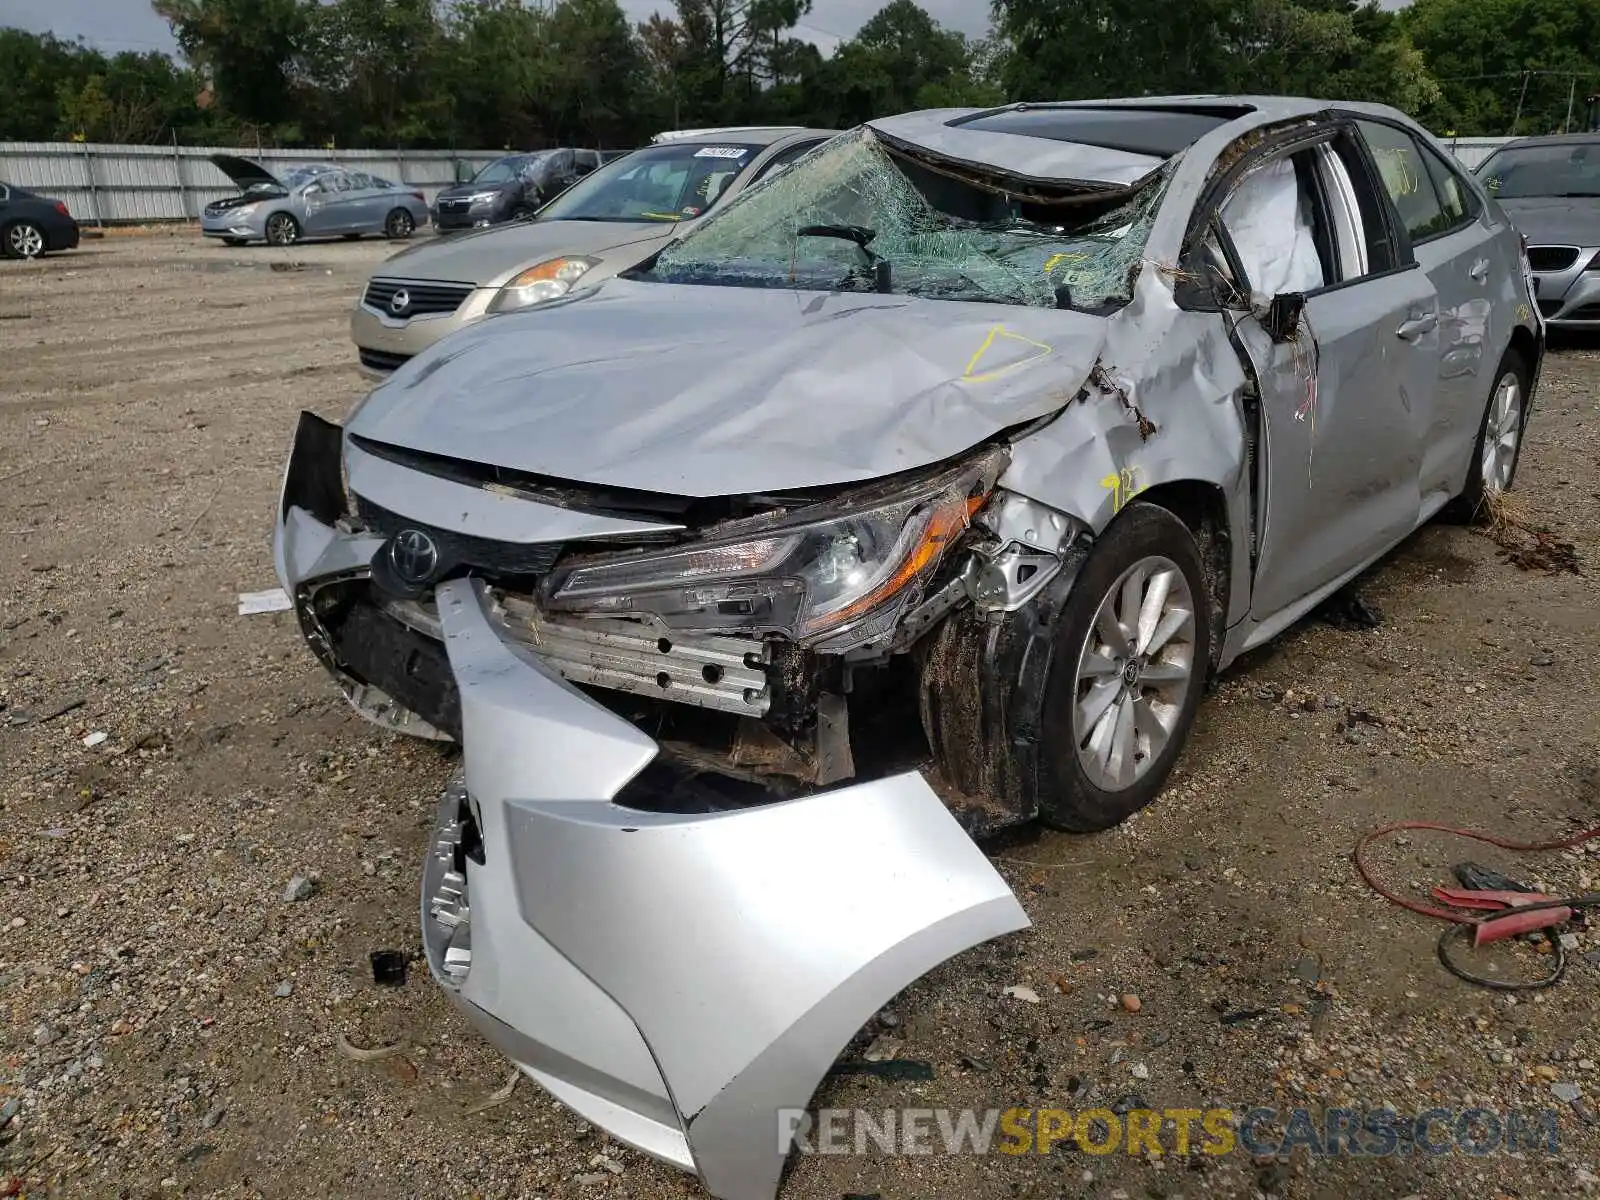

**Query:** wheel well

left=1508, top=323, right=1539, bottom=375
left=1130, top=481, right=1231, bottom=674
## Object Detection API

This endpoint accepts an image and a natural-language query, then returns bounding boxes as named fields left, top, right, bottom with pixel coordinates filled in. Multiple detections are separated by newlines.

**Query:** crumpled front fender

left=432, top=578, right=1030, bottom=1200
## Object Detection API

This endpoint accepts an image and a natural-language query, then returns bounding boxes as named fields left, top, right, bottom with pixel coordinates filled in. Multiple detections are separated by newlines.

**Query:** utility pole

left=1564, top=76, right=1577, bottom=134
left=1510, top=70, right=1530, bottom=136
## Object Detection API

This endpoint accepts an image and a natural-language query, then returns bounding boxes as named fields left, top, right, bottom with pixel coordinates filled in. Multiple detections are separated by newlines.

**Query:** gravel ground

left=1, top=231, right=1597, bottom=1200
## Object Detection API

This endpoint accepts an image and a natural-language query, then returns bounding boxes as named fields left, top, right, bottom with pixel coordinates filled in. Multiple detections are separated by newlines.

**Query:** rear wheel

left=3, top=221, right=46, bottom=260
left=1443, top=346, right=1529, bottom=522
left=384, top=208, right=415, bottom=239
left=1035, top=502, right=1212, bottom=832
left=264, top=212, right=300, bottom=247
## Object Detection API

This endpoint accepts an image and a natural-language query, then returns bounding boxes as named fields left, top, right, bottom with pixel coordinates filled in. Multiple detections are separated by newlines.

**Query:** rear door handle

left=1469, top=259, right=1490, bottom=283
left=1396, top=311, right=1438, bottom=340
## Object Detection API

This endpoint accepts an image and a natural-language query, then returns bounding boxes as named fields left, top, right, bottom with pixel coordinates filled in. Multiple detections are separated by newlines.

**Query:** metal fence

left=0, top=142, right=512, bottom=225
left=0, top=134, right=1518, bottom=227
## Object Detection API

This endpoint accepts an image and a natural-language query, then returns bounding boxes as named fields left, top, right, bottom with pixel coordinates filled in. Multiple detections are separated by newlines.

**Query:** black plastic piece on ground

left=1453, top=861, right=1534, bottom=892
left=370, top=950, right=407, bottom=987
left=827, top=1060, right=935, bottom=1083
left=1315, top=588, right=1383, bottom=630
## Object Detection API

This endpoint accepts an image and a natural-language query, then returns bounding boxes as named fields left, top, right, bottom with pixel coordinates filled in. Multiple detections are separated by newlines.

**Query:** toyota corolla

left=273, top=98, right=1541, bottom=1200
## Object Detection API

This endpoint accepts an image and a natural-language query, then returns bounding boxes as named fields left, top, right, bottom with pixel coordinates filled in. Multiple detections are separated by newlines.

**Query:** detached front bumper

left=272, top=414, right=1031, bottom=1200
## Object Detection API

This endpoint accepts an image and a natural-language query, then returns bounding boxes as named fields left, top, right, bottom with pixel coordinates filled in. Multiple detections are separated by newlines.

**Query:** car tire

left=511, top=204, right=536, bottom=222
left=1442, top=346, right=1530, bottom=523
left=264, top=213, right=300, bottom=247
left=222, top=237, right=249, bottom=247
left=385, top=209, right=415, bottom=239
left=1034, top=501, right=1212, bottom=833
left=2, top=221, right=46, bottom=260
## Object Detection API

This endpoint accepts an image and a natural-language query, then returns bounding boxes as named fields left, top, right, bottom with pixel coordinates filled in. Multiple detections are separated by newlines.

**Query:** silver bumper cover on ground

left=274, top=486, right=1031, bottom=1200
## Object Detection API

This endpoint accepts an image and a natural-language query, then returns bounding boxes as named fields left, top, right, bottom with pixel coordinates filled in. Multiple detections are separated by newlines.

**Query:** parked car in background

left=201, top=156, right=429, bottom=247
left=279, top=98, right=1540, bottom=1200
left=1477, top=133, right=1600, bottom=327
left=350, top=126, right=835, bottom=374
left=0, top=181, right=79, bottom=260
left=431, top=148, right=602, bottom=232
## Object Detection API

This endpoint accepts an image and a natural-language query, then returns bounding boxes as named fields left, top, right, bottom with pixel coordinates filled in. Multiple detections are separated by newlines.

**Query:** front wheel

left=264, top=212, right=300, bottom=247
left=1035, top=502, right=1212, bottom=832
left=385, top=208, right=415, bottom=239
left=1443, top=346, right=1529, bottom=522
left=3, top=221, right=46, bottom=260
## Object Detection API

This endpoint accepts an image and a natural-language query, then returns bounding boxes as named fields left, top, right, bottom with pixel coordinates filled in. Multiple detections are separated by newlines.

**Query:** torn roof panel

left=866, top=110, right=1168, bottom=189
left=948, top=105, right=1251, bottom=160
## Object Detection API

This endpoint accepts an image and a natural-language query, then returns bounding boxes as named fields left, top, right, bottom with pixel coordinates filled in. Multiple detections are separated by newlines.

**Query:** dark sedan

left=0, top=181, right=79, bottom=260
left=431, top=148, right=600, bottom=232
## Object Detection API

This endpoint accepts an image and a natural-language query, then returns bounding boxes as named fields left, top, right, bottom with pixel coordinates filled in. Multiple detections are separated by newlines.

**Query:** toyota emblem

left=388, top=528, right=439, bottom=584
left=389, top=288, right=411, bottom=315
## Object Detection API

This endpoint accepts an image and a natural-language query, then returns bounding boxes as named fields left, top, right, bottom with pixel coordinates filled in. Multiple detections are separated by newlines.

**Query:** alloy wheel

left=387, top=211, right=414, bottom=238
left=8, top=223, right=44, bottom=259
left=266, top=214, right=298, bottom=246
left=1073, top=555, right=1197, bottom=791
left=1480, top=371, right=1523, bottom=495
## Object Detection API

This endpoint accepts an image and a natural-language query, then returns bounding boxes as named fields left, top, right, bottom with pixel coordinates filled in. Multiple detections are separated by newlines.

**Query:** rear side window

left=1355, top=120, right=1456, bottom=243
left=1420, top=146, right=1476, bottom=227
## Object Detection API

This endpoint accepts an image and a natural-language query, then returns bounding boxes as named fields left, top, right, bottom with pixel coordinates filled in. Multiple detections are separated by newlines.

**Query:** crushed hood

left=376, top=219, right=678, bottom=288
left=344, top=278, right=1108, bottom=497
left=208, top=154, right=284, bottom=193
left=1498, top=196, right=1600, bottom=247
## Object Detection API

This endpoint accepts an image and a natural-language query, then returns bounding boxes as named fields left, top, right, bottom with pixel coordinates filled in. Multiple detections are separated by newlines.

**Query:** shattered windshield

left=646, top=127, right=1168, bottom=309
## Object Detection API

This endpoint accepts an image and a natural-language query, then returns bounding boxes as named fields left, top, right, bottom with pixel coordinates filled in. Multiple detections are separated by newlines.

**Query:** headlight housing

left=488, top=256, right=600, bottom=313
left=545, top=449, right=1006, bottom=651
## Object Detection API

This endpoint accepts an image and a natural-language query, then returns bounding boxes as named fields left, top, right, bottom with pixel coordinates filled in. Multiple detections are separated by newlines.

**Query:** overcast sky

left=1, top=0, right=1000, bottom=55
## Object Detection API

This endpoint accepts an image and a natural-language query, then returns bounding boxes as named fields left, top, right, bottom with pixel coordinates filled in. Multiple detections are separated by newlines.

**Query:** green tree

left=152, top=0, right=312, bottom=132
left=1402, top=0, right=1600, bottom=135
left=543, top=0, right=649, bottom=146
left=825, top=0, right=999, bottom=126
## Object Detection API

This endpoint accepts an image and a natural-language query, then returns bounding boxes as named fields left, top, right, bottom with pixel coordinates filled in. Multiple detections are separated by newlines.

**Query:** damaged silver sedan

left=273, top=98, right=1541, bottom=1200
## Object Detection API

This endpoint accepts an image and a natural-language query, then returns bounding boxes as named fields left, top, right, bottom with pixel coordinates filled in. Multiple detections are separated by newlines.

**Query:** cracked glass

left=648, top=128, right=1171, bottom=311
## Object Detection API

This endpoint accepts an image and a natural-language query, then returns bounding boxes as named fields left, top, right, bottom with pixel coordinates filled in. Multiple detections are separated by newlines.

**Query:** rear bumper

left=52, top=221, right=80, bottom=251
left=272, top=412, right=1030, bottom=1200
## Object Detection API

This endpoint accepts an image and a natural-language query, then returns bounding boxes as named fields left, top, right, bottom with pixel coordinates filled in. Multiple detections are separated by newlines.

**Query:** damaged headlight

left=546, top=449, right=1006, bottom=650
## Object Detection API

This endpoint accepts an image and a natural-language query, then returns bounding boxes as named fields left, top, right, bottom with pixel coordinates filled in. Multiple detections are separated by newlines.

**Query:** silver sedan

left=274, top=98, right=1541, bottom=1200
left=199, top=156, right=429, bottom=247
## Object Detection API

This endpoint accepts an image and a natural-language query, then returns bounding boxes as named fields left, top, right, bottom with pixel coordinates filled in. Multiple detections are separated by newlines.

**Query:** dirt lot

left=1, top=231, right=1597, bottom=1200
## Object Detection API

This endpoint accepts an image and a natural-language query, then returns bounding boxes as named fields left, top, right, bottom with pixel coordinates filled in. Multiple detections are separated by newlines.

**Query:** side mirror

left=1264, top=292, right=1305, bottom=344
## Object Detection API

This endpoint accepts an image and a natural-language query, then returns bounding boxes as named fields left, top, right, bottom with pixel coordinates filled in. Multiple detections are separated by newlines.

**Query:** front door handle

left=1396, top=311, right=1438, bottom=340
left=1469, top=259, right=1490, bottom=283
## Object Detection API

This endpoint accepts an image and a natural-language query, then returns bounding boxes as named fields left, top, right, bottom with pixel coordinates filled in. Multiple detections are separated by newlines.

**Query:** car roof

left=868, top=97, right=1410, bottom=187
left=650, top=126, right=835, bottom=147
left=1488, top=133, right=1600, bottom=152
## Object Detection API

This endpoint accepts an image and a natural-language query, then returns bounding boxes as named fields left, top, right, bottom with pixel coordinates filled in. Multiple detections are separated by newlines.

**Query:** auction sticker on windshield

left=695, top=146, right=750, bottom=158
